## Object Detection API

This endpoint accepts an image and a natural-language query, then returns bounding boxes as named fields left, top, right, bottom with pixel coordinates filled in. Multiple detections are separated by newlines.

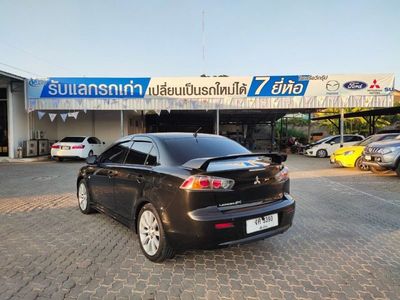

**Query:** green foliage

left=286, top=128, right=307, bottom=144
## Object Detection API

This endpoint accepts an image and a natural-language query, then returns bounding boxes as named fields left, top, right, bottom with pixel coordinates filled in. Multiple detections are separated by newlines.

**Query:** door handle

left=136, top=174, right=144, bottom=184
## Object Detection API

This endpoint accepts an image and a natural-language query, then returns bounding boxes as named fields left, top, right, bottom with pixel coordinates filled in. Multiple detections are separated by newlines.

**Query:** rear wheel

left=57, top=157, right=64, bottom=162
left=137, top=203, right=175, bottom=262
left=316, top=149, right=327, bottom=158
left=78, top=180, right=94, bottom=214
left=355, top=157, right=369, bottom=171
left=88, top=150, right=93, bottom=158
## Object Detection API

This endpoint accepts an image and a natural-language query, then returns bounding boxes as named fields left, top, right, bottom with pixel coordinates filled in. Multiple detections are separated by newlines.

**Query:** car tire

left=355, top=157, right=369, bottom=171
left=370, top=166, right=390, bottom=174
left=316, top=149, right=327, bottom=158
left=88, top=150, right=93, bottom=158
left=137, top=203, right=175, bottom=263
left=77, top=180, right=94, bottom=214
left=57, top=157, right=64, bottom=162
left=395, top=162, right=400, bottom=177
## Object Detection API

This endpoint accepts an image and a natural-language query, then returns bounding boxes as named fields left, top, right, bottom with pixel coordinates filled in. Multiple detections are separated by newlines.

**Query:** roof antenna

left=193, top=127, right=202, bottom=138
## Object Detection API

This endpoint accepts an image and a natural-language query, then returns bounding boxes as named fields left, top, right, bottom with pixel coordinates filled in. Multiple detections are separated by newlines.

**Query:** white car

left=51, top=136, right=105, bottom=161
left=304, top=134, right=364, bottom=158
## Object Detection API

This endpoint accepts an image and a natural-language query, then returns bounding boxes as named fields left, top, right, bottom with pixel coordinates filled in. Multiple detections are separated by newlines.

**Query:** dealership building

left=0, top=69, right=395, bottom=159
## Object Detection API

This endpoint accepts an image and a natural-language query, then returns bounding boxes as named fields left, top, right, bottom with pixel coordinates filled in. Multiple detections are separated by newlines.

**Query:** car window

left=146, top=146, right=158, bottom=166
left=125, top=141, right=154, bottom=165
left=329, top=137, right=340, bottom=144
left=344, top=136, right=357, bottom=142
left=98, top=141, right=130, bottom=164
left=94, top=137, right=101, bottom=144
left=163, top=137, right=250, bottom=165
left=87, top=137, right=97, bottom=144
left=60, top=137, right=85, bottom=143
left=381, top=134, right=398, bottom=141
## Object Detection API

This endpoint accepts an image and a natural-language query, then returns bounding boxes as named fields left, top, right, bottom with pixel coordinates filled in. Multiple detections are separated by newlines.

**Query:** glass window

left=98, top=141, right=131, bottom=164
left=125, top=141, right=154, bottom=165
left=88, top=137, right=98, bottom=144
left=60, top=137, right=85, bottom=143
left=146, top=146, right=158, bottom=166
left=328, top=137, right=340, bottom=144
left=163, top=137, right=249, bottom=165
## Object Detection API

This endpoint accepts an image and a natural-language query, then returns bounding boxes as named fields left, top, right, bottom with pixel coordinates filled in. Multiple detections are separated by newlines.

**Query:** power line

left=1, top=42, right=75, bottom=73
left=0, top=62, right=43, bottom=77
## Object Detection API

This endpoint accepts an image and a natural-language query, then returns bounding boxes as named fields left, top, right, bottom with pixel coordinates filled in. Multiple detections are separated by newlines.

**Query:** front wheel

left=370, top=166, right=391, bottom=174
left=395, top=163, right=400, bottom=177
left=355, top=157, right=369, bottom=171
left=316, top=149, right=327, bottom=158
left=137, top=203, right=175, bottom=262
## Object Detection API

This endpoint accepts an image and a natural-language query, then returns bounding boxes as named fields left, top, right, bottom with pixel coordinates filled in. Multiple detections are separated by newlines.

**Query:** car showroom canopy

left=26, top=74, right=395, bottom=111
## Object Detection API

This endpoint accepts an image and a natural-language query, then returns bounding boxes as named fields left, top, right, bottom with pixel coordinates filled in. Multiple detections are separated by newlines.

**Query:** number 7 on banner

left=253, top=76, right=270, bottom=96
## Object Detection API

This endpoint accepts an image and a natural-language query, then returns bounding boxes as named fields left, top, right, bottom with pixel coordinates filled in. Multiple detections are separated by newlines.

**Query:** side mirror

left=330, top=141, right=335, bottom=145
left=86, top=155, right=98, bottom=165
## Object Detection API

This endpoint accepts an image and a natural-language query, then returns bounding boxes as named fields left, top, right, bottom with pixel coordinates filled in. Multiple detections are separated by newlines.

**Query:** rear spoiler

left=182, top=152, right=287, bottom=171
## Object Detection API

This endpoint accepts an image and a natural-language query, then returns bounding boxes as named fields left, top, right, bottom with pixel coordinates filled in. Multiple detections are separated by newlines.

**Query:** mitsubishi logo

left=254, top=176, right=261, bottom=185
left=370, top=79, right=380, bottom=89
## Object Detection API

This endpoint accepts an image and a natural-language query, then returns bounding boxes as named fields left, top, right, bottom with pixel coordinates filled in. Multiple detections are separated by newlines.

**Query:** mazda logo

left=326, top=80, right=340, bottom=91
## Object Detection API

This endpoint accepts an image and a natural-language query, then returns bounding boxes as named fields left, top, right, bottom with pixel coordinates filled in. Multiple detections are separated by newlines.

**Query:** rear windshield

left=163, top=137, right=250, bottom=165
left=60, top=137, right=85, bottom=143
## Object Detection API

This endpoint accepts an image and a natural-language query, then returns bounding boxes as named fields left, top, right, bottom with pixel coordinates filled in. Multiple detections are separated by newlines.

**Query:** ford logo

left=343, top=81, right=367, bottom=90
left=28, top=79, right=46, bottom=87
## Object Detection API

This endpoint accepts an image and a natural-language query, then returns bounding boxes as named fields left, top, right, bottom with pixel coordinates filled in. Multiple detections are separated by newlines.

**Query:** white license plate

left=62, top=146, right=70, bottom=150
left=364, top=155, right=371, bottom=161
left=246, top=213, right=278, bottom=234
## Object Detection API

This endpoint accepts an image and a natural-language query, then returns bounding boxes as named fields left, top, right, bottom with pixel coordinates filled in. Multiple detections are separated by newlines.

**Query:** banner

left=26, top=74, right=395, bottom=110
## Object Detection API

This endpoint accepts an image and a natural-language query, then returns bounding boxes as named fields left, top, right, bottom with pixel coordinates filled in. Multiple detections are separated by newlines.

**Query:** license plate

left=364, top=155, right=371, bottom=161
left=62, top=146, right=70, bottom=150
left=246, top=213, right=278, bottom=234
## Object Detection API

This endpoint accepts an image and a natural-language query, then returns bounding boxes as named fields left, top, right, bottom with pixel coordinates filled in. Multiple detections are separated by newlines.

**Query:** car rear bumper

left=164, top=194, right=295, bottom=250
left=51, top=149, right=85, bottom=158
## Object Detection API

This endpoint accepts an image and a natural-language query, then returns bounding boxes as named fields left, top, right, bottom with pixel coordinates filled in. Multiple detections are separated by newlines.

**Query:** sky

left=0, top=0, right=399, bottom=86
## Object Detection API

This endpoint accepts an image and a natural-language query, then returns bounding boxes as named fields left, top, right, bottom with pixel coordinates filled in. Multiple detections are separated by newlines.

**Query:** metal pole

left=340, top=108, right=344, bottom=147
left=120, top=110, right=124, bottom=137
left=215, top=109, right=220, bottom=135
left=307, top=112, right=311, bottom=143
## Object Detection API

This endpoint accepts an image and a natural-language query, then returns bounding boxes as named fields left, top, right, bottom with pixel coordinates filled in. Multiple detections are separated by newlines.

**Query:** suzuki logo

left=370, top=79, right=380, bottom=89
left=254, top=176, right=261, bottom=185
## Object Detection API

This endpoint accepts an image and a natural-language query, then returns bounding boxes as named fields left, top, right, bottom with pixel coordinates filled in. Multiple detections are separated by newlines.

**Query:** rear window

left=60, top=137, right=85, bottom=143
left=163, top=137, right=250, bottom=165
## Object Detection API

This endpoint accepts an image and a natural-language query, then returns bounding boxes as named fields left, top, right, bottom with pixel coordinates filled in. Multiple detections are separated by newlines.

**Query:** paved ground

left=0, top=155, right=399, bottom=300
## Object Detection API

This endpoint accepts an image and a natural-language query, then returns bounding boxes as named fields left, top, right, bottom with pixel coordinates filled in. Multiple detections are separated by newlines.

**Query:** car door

left=88, top=141, right=131, bottom=211
left=113, top=139, right=158, bottom=221
left=326, top=136, right=341, bottom=155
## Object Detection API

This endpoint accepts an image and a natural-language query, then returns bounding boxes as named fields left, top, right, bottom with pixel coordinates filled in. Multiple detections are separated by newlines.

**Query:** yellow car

left=330, top=133, right=400, bottom=170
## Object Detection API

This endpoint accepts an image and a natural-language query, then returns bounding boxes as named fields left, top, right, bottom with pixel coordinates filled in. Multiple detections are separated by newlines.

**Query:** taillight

left=275, top=166, right=289, bottom=182
left=180, top=176, right=235, bottom=191
left=51, top=144, right=60, bottom=149
left=72, top=145, right=85, bottom=149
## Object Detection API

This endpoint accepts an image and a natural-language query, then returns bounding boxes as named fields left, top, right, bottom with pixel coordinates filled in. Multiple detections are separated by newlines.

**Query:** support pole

left=120, top=110, right=124, bottom=137
left=340, top=108, right=344, bottom=147
left=307, top=112, right=311, bottom=143
left=271, top=121, right=275, bottom=151
left=215, top=109, right=220, bottom=135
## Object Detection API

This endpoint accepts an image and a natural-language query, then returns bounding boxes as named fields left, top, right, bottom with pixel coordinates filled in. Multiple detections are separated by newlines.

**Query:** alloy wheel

left=139, top=210, right=160, bottom=256
left=78, top=183, right=88, bottom=211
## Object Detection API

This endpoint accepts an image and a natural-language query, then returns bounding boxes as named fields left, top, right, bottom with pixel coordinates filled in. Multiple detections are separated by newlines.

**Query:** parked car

left=76, top=133, right=295, bottom=262
left=51, top=136, right=105, bottom=161
left=362, top=135, right=400, bottom=176
left=330, top=133, right=400, bottom=170
left=304, top=134, right=364, bottom=158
